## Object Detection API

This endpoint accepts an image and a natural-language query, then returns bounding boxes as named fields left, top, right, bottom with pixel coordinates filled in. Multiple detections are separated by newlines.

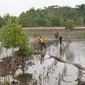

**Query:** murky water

left=28, top=40, right=85, bottom=85
left=0, top=40, right=85, bottom=85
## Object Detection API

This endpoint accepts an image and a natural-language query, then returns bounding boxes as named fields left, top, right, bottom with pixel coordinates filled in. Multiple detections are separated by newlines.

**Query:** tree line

left=0, top=4, right=85, bottom=29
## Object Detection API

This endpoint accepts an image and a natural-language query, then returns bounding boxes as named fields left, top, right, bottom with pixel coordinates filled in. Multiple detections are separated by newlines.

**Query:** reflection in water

left=0, top=41, right=85, bottom=85
left=0, top=46, right=2, bottom=55
left=39, top=41, right=85, bottom=85
left=65, top=43, right=75, bottom=63
left=45, top=41, right=60, bottom=58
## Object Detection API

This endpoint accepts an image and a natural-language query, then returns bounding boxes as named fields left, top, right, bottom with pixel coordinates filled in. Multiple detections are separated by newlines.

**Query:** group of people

left=38, top=31, right=63, bottom=50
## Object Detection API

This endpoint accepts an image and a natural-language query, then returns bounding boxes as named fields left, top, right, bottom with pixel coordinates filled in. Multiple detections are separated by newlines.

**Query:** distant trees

left=18, top=4, right=85, bottom=27
left=0, top=4, right=85, bottom=28
left=0, top=16, right=4, bottom=28
left=0, top=13, right=10, bottom=28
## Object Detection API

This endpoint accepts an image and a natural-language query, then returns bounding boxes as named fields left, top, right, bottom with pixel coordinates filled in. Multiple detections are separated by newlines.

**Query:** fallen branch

left=49, top=55, right=67, bottom=63
left=48, top=54, right=85, bottom=71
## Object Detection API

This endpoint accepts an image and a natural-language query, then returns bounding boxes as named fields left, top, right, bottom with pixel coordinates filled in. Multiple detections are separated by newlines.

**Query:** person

left=59, top=35, right=63, bottom=45
left=38, top=36, right=46, bottom=50
left=55, top=31, right=60, bottom=38
left=55, top=32, right=63, bottom=45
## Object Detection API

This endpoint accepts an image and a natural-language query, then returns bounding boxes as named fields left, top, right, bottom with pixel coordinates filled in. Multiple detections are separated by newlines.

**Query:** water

left=27, top=41, right=85, bottom=85
left=0, top=40, right=85, bottom=85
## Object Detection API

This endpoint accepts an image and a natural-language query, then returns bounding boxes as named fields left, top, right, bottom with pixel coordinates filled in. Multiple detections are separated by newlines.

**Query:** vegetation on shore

left=0, top=16, right=33, bottom=85
left=0, top=4, right=85, bottom=28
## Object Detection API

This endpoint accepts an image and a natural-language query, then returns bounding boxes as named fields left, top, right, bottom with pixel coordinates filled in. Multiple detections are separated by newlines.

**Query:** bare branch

left=48, top=54, right=85, bottom=71
left=49, top=54, right=67, bottom=63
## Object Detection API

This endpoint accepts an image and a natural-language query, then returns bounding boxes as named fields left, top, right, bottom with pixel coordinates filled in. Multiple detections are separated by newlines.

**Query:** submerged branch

left=48, top=55, right=85, bottom=71
left=49, top=55, right=67, bottom=63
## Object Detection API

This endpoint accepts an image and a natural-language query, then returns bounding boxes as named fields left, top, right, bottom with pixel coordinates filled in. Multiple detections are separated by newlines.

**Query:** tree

left=0, top=16, right=4, bottom=28
left=65, top=19, right=75, bottom=30
left=59, top=17, right=65, bottom=26
left=0, top=16, right=33, bottom=81
left=0, top=16, right=28, bottom=48
left=76, top=17, right=84, bottom=26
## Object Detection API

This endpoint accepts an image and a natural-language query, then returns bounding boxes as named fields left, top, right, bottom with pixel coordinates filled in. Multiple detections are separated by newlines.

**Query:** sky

left=0, top=0, right=85, bottom=17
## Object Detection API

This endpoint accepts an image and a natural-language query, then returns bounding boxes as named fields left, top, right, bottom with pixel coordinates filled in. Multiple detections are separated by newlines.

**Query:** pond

left=28, top=40, right=85, bottom=85
left=0, top=39, right=85, bottom=85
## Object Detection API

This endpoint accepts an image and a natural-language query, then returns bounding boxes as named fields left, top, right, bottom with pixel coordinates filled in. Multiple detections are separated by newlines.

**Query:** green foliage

left=0, top=16, right=33, bottom=81
left=15, top=45, right=33, bottom=57
left=0, top=16, right=4, bottom=28
left=18, top=4, right=85, bottom=27
left=65, top=19, right=75, bottom=30
left=0, top=16, right=33, bottom=57
left=0, top=16, right=28, bottom=48
left=2, top=80, right=10, bottom=85
left=76, top=83, right=78, bottom=85
left=40, top=57, right=44, bottom=63
left=16, top=73, right=32, bottom=83
left=1, top=4, right=85, bottom=27
left=75, top=17, right=84, bottom=26
left=59, top=17, right=65, bottom=26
